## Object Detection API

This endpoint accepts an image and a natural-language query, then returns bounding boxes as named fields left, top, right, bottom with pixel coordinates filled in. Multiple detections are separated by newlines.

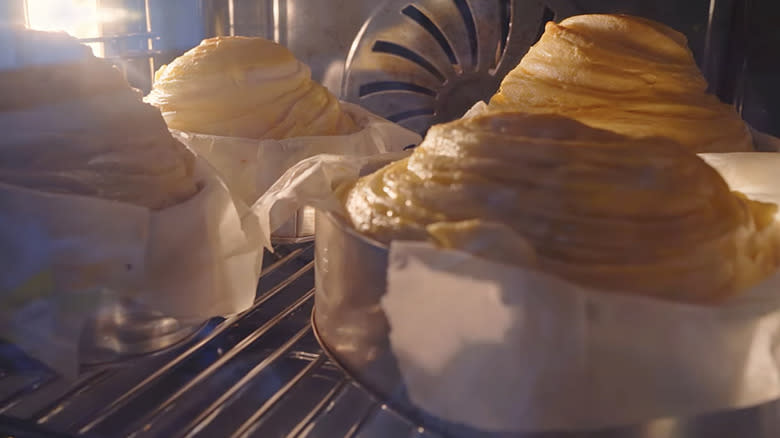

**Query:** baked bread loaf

left=344, top=112, right=779, bottom=303
left=488, top=14, right=752, bottom=153
left=145, top=36, right=358, bottom=139
left=0, top=29, right=198, bottom=210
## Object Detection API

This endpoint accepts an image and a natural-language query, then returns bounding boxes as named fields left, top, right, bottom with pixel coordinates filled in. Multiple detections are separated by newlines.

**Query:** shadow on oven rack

left=0, top=243, right=439, bottom=438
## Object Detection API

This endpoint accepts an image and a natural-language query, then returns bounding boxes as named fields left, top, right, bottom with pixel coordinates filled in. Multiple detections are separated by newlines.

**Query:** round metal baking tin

left=312, top=209, right=780, bottom=438
left=80, top=297, right=207, bottom=366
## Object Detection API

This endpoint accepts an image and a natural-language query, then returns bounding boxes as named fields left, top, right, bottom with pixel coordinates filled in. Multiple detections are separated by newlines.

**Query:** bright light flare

left=26, top=0, right=103, bottom=56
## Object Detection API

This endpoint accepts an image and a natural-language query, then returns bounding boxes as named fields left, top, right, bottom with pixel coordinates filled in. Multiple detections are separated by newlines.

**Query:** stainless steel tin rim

left=310, top=308, right=429, bottom=424
left=312, top=209, right=780, bottom=438
left=80, top=298, right=208, bottom=367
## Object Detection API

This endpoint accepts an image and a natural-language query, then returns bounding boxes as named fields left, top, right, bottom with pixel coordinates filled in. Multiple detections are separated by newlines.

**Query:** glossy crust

left=489, top=14, right=752, bottom=153
left=344, top=112, right=779, bottom=303
left=145, top=36, right=358, bottom=139
left=0, top=31, right=197, bottom=210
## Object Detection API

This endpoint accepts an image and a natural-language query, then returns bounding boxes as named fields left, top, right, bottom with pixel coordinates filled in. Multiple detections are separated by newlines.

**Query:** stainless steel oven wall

left=159, top=0, right=778, bottom=137
left=3, top=0, right=775, bottom=135
left=147, top=0, right=210, bottom=91
left=0, top=0, right=25, bottom=27
left=181, top=0, right=379, bottom=92
left=338, top=0, right=736, bottom=135
left=741, top=0, right=780, bottom=137
left=275, top=1, right=381, bottom=92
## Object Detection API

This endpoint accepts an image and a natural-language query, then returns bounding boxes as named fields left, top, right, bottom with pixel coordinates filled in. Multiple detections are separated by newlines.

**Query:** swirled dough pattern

left=0, top=29, right=197, bottom=210
left=344, top=112, right=779, bottom=303
left=145, top=36, right=358, bottom=139
left=489, top=14, right=752, bottom=153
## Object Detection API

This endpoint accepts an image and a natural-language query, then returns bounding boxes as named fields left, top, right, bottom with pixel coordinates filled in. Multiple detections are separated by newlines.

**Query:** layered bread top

left=489, top=14, right=753, bottom=153
left=0, top=28, right=198, bottom=210
left=145, top=36, right=358, bottom=139
left=344, top=112, right=779, bottom=303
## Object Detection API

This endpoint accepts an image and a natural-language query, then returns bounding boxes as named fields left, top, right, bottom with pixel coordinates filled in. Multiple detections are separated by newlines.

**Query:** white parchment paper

left=169, top=102, right=421, bottom=211
left=0, top=159, right=262, bottom=378
left=250, top=151, right=410, bottom=249
left=381, top=152, right=780, bottom=432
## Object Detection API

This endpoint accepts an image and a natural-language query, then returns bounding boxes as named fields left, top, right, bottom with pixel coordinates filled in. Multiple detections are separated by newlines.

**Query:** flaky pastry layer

left=344, top=112, right=779, bottom=303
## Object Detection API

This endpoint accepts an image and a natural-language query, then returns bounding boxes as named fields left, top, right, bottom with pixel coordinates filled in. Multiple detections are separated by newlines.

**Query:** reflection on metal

left=341, top=0, right=747, bottom=135
left=79, top=298, right=205, bottom=366
left=25, top=0, right=103, bottom=55
left=271, top=206, right=317, bottom=244
left=0, top=1, right=770, bottom=437
left=312, top=199, right=780, bottom=438
left=343, top=0, right=554, bottom=135
left=0, top=243, right=438, bottom=438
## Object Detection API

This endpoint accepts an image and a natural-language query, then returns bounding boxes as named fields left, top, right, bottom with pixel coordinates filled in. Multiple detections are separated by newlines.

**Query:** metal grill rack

left=0, top=243, right=439, bottom=438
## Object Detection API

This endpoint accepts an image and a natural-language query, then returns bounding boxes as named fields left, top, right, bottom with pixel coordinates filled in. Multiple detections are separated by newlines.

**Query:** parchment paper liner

left=169, top=102, right=421, bottom=242
left=0, top=158, right=263, bottom=378
left=250, top=128, right=780, bottom=433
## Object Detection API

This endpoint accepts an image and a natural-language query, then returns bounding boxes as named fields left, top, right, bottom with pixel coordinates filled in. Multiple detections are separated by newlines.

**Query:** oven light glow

left=26, top=0, right=102, bottom=56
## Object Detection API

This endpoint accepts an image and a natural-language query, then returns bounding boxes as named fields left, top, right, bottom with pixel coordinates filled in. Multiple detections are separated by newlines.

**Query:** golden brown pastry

left=0, top=28, right=198, bottom=210
left=489, top=14, right=752, bottom=153
left=145, top=36, right=358, bottom=139
left=344, top=112, right=780, bottom=303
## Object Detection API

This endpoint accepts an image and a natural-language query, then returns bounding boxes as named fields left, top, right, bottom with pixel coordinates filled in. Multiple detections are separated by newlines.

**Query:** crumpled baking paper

left=250, top=151, right=410, bottom=250
left=0, top=158, right=262, bottom=379
left=169, top=102, right=421, bottom=240
left=246, top=128, right=780, bottom=432
left=382, top=151, right=780, bottom=432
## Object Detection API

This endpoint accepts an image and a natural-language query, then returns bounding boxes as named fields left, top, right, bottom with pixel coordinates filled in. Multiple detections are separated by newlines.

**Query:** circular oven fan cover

left=341, top=0, right=574, bottom=135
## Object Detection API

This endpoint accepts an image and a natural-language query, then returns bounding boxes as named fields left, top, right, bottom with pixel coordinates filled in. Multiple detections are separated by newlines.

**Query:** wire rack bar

left=283, top=378, right=349, bottom=438
left=344, top=402, right=381, bottom=438
left=226, top=353, right=326, bottom=438
left=75, top=259, right=314, bottom=434
left=0, top=242, right=426, bottom=438
left=262, top=246, right=310, bottom=277
left=0, top=375, right=56, bottom=414
left=31, top=370, right=114, bottom=424
left=78, top=280, right=314, bottom=435
left=167, top=325, right=317, bottom=438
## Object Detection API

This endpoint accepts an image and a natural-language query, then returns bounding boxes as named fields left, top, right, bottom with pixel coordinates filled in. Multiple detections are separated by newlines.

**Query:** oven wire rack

left=0, top=242, right=439, bottom=438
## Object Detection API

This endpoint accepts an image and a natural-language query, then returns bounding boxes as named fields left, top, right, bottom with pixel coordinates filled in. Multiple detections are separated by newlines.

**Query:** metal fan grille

left=341, top=0, right=744, bottom=136
left=342, top=0, right=556, bottom=135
